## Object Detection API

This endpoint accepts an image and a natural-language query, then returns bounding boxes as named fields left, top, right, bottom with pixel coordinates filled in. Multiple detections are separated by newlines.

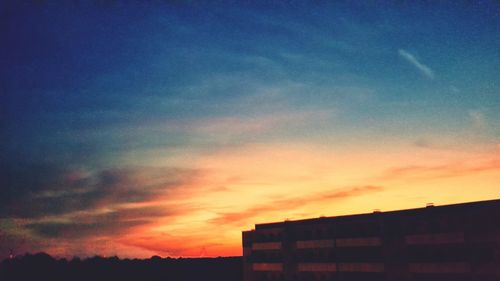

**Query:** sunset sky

left=1, top=1, right=499, bottom=259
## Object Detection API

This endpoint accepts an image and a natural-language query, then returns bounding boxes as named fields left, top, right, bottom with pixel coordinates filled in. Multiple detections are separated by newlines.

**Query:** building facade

left=242, top=199, right=500, bottom=281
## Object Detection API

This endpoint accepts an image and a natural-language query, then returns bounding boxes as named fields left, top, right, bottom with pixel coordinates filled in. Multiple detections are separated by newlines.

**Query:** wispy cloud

left=0, top=164, right=206, bottom=257
left=209, top=185, right=383, bottom=226
left=468, top=109, right=487, bottom=131
left=0, top=165, right=201, bottom=219
left=398, top=49, right=435, bottom=79
left=380, top=158, right=500, bottom=182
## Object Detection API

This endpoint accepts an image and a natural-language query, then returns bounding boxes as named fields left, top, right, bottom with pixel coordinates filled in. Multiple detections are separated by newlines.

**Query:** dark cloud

left=27, top=219, right=145, bottom=239
left=109, top=205, right=174, bottom=220
left=0, top=225, right=32, bottom=258
left=26, top=204, right=180, bottom=239
left=0, top=163, right=68, bottom=207
left=0, top=164, right=200, bottom=219
left=413, top=139, right=433, bottom=148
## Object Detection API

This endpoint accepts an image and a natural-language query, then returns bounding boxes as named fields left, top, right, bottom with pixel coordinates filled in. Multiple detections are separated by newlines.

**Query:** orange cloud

left=380, top=158, right=500, bottom=181
left=209, top=185, right=383, bottom=226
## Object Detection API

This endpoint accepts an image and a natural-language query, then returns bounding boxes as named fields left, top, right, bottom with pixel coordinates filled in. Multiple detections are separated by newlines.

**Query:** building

left=242, top=199, right=500, bottom=281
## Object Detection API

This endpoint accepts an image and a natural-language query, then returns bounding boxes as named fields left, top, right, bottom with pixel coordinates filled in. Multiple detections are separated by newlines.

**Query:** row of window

left=254, top=226, right=380, bottom=242
left=407, top=244, right=497, bottom=262
left=254, top=272, right=386, bottom=281
left=250, top=248, right=383, bottom=262
left=249, top=243, right=498, bottom=263
left=254, top=272, right=479, bottom=281
left=251, top=216, right=500, bottom=243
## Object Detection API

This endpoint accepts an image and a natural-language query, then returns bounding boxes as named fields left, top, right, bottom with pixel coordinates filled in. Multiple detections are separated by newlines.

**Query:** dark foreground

left=0, top=253, right=242, bottom=281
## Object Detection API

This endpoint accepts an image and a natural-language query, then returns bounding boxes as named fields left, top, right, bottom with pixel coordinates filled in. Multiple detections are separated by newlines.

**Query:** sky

left=1, top=1, right=499, bottom=259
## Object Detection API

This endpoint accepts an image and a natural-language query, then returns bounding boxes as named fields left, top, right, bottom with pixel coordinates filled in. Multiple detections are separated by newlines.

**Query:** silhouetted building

left=242, top=199, right=500, bottom=281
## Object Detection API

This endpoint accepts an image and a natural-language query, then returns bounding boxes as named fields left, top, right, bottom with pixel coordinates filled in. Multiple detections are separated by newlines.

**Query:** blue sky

left=1, top=1, right=499, bottom=258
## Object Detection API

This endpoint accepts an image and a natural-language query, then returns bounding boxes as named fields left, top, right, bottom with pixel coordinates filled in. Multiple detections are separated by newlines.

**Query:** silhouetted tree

left=0, top=253, right=242, bottom=281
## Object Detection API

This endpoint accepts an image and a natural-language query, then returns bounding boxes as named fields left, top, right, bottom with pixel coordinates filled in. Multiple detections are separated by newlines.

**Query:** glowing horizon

left=1, top=1, right=499, bottom=259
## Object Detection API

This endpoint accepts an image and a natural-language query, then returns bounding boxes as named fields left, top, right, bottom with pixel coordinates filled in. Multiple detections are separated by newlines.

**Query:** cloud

left=380, top=159, right=500, bottom=182
left=24, top=203, right=200, bottom=240
left=117, top=233, right=225, bottom=257
left=412, top=139, right=448, bottom=150
left=0, top=161, right=209, bottom=257
left=116, top=184, right=381, bottom=257
left=398, top=49, right=435, bottom=79
left=0, top=165, right=201, bottom=219
left=209, top=185, right=383, bottom=226
left=174, top=110, right=333, bottom=138
left=413, top=139, right=433, bottom=148
left=24, top=203, right=182, bottom=239
left=26, top=219, right=147, bottom=239
left=468, top=109, right=486, bottom=131
left=450, top=85, right=460, bottom=93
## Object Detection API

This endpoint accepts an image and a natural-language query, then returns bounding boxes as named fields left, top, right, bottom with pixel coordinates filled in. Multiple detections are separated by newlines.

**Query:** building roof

left=253, top=198, right=500, bottom=230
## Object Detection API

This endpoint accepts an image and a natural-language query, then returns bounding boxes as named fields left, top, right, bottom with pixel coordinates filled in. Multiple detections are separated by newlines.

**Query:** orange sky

left=20, top=141, right=497, bottom=258
left=133, top=142, right=500, bottom=257
left=2, top=134, right=500, bottom=259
